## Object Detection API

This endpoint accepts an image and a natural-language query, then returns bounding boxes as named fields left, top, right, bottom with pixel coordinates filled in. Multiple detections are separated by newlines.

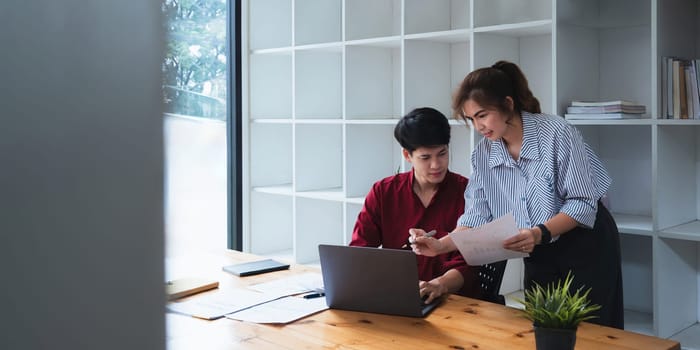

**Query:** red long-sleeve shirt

left=350, top=170, right=480, bottom=298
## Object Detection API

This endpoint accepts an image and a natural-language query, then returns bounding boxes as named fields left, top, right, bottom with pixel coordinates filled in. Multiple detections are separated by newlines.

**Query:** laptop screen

left=318, top=244, right=440, bottom=317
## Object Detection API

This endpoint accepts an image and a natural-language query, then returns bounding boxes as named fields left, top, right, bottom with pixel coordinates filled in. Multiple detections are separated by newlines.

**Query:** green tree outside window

left=162, top=0, right=227, bottom=120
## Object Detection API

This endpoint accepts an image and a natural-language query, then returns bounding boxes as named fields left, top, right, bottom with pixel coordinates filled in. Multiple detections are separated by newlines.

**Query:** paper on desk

left=167, top=288, right=283, bottom=320
left=248, top=272, right=323, bottom=296
left=226, top=295, right=328, bottom=324
left=449, top=212, right=528, bottom=265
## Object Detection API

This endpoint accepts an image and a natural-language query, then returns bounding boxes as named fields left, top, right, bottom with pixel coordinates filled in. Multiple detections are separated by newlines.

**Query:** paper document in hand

left=449, top=213, right=528, bottom=265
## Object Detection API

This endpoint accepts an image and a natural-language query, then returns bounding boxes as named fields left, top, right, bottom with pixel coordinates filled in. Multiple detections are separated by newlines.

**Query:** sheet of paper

left=226, top=295, right=328, bottom=324
left=449, top=212, right=528, bottom=265
left=167, top=288, right=283, bottom=320
left=248, top=272, right=323, bottom=296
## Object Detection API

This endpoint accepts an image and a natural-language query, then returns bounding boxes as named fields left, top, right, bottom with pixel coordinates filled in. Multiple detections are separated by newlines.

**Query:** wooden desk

left=166, top=250, right=680, bottom=350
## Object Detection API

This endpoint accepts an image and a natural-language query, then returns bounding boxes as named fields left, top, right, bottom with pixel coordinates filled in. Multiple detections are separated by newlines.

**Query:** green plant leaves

left=515, top=271, right=601, bottom=329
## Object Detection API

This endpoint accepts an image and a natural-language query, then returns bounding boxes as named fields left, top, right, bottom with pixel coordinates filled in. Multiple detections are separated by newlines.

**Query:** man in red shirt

left=350, top=107, right=480, bottom=303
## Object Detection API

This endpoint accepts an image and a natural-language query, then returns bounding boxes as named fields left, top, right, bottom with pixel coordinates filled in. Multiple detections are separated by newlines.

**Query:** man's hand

left=409, top=228, right=443, bottom=256
left=419, top=279, right=447, bottom=304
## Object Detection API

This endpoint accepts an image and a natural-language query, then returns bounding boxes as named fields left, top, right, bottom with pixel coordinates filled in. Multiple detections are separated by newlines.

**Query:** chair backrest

left=478, top=260, right=508, bottom=305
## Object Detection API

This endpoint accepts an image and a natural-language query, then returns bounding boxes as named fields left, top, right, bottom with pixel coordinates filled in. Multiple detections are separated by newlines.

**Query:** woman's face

left=404, top=145, right=449, bottom=187
left=461, top=99, right=511, bottom=141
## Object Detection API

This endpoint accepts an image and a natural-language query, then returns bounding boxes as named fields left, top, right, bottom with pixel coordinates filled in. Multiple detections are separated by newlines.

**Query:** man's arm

left=349, top=183, right=382, bottom=247
left=420, top=269, right=464, bottom=303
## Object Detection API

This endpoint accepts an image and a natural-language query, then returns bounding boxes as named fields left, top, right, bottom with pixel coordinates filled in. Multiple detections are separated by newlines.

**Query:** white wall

left=0, top=1, right=165, bottom=349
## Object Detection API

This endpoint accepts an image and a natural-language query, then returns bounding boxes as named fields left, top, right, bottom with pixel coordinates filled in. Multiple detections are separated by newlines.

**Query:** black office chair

left=478, top=260, right=508, bottom=305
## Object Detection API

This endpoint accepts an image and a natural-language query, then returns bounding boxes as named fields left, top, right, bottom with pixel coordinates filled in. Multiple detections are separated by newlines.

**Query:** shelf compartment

left=345, top=202, right=363, bottom=244
left=250, top=192, right=293, bottom=255
left=473, top=20, right=553, bottom=36
left=404, top=29, right=470, bottom=43
left=295, top=187, right=344, bottom=202
left=345, top=45, right=402, bottom=119
left=657, top=126, right=699, bottom=230
left=613, top=213, right=653, bottom=236
left=576, top=125, right=652, bottom=219
left=660, top=220, right=700, bottom=242
left=620, top=234, right=654, bottom=332
left=473, top=0, right=551, bottom=28
left=669, top=322, right=700, bottom=350
left=624, top=309, right=654, bottom=336
left=657, top=0, right=699, bottom=71
left=500, top=259, right=524, bottom=295
left=294, top=0, right=341, bottom=46
left=249, top=53, right=292, bottom=118
left=558, top=0, right=651, bottom=29
left=294, top=124, right=342, bottom=192
left=449, top=122, right=472, bottom=178
left=556, top=0, right=651, bottom=117
left=404, top=37, right=470, bottom=119
left=346, top=196, right=365, bottom=205
left=345, top=0, right=400, bottom=41
left=656, top=237, right=699, bottom=338
left=473, top=31, right=553, bottom=114
left=249, top=0, right=291, bottom=50
left=252, top=184, right=294, bottom=196
left=250, top=123, right=292, bottom=187
left=404, top=0, right=469, bottom=35
left=295, top=197, right=344, bottom=263
left=345, top=124, right=402, bottom=198
left=295, top=49, right=342, bottom=119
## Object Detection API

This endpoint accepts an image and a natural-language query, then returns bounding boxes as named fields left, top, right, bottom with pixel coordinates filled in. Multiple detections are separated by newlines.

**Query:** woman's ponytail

left=491, top=61, right=541, bottom=114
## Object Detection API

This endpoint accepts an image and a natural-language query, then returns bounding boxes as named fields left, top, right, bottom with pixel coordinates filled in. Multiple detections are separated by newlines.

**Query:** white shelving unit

left=243, top=0, right=700, bottom=346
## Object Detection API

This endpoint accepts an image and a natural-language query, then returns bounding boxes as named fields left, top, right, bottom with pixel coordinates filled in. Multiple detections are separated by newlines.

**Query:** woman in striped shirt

left=411, top=60, right=624, bottom=329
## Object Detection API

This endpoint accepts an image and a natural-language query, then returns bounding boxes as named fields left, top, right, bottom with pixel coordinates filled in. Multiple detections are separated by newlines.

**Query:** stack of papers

left=167, top=288, right=283, bottom=320
left=226, top=295, right=328, bottom=323
left=564, top=100, right=647, bottom=120
left=167, top=272, right=326, bottom=322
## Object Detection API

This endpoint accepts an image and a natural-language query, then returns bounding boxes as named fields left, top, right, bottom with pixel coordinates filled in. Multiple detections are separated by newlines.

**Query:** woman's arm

left=502, top=213, right=579, bottom=253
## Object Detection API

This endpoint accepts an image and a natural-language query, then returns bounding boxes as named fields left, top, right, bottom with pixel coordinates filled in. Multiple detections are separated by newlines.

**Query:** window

left=162, top=0, right=241, bottom=257
left=163, top=0, right=227, bottom=120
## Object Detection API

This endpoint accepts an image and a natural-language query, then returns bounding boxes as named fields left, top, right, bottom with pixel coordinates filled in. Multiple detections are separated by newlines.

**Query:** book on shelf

left=662, top=56, right=669, bottom=118
left=570, top=100, right=641, bottom=107
left=679, top=61, right=689, bottom=119
left=664, top=57, right=700, bottom=119
left=564, top=113, right=646, bottom=120
left=673, top=59, right=682, bottom=118
left=566, top=105, right=645, bottom=114
left=687, top=61, right=700, bottom=119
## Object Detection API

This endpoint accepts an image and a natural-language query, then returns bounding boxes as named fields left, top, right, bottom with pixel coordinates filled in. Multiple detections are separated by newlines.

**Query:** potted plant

left=517, top=271, right=601, bottom=350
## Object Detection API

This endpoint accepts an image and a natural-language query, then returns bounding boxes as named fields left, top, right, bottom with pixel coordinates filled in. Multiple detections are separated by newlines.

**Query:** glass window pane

left=163, top=0, right=228, bottom=258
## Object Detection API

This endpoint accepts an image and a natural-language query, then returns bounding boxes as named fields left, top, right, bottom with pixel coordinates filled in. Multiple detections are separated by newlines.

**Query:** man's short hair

left=394, top=107, right=451, bottom=153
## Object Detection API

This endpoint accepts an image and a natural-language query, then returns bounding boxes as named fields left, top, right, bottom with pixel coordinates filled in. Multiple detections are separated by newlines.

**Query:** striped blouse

left=457, top=112, right=611, bottom=230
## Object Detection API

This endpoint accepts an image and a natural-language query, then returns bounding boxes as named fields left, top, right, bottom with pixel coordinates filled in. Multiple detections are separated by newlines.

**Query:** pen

left=303, top=292, right=325, bottom=299
left=402, top=229, right=436, bottom=249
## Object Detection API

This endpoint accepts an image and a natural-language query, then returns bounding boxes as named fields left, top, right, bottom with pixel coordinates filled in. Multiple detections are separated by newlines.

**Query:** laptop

left=318, top=244, right=441, bottom=317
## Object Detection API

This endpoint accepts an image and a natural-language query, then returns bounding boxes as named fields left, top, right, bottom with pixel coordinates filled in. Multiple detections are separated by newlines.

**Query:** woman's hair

left=452, top=60, right=541, bottom=122
left=394, top=107, right=451, bottom=153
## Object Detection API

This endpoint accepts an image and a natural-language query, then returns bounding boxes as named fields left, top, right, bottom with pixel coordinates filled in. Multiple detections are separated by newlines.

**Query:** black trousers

left=524, top=202, right=625, bottom=329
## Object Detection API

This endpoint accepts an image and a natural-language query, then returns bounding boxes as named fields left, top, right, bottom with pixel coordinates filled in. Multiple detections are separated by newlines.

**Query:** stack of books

left=564, top=100, right=647, bottom=120
left=662, top=56, right=700, bottom=119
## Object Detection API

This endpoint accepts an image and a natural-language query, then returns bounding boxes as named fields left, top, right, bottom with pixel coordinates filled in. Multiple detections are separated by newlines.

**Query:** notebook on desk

left=318, top=244, right=441, bottom=318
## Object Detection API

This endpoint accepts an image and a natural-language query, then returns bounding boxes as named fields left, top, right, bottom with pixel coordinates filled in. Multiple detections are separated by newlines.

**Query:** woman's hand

left=503, top=227, right=538, bottom=253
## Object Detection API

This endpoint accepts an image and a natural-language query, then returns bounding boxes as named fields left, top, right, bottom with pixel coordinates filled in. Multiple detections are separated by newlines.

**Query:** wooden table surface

left=166, top=250, right=681, bottom=350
